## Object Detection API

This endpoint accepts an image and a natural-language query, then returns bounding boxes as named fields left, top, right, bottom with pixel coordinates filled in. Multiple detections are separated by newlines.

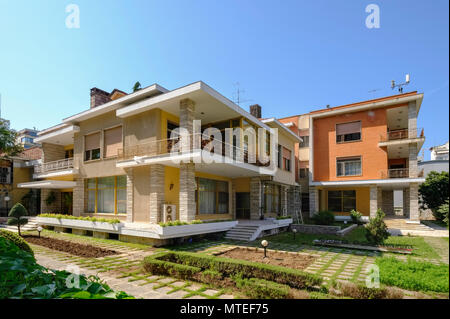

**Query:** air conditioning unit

left=163, top=204, right=176, bottom=223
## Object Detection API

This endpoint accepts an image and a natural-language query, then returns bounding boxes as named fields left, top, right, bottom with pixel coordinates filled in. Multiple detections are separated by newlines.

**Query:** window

left=87, top=175, right=126, bottom=214
left=104, top=126, right=122, bottom=158
left=197, top=178, right=229, bottom=214
left=299, top=168, right=308, bottom=179
left=21, top=137, right=34, bottom=144
left=65, top=149, right=74, bottom=159
left=337, top=157, right=361, bottom=177
left=282, top=147, right=291, bottom=171
left=336, top=121, right=361, bottom=143
left=299, top=135, right=309, bottom=148
left=264, top=184, right=280, bottom=214
left=328, top=190, right=356, bottom=212
left=85, top=132, right=101, bottom=161
left=167, top=122, right=179, bottom=139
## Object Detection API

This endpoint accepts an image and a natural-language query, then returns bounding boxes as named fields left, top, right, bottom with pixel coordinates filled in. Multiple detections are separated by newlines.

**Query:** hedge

left=37, top=214, right=121, bottom=224
left=0, top=229, right=34, bottom=256
left=234, top=277, right=290, bottom=299
left=144, top=251, right=322, bottom=290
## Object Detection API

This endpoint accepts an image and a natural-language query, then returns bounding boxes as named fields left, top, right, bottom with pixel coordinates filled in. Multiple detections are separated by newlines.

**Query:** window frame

left=86, top=175, right=127, bottom=215
left=335, top=121, right=362, bottom=144
left=103, top=125, right=123, bottom=159
left=84, top=131, right=101, bottom=162
left=299, top=135, right=309, bottom=148
left=196, top=177, right=230, bottom=215
left=282, top=146, right=291, bottom=172
left=336, top=156, right=362, bottom=177
left=327, top=190, right=356, bottom=213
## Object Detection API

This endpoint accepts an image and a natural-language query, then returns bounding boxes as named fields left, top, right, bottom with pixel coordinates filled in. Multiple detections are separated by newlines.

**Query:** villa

left=18, top=82, right=301, bottom=244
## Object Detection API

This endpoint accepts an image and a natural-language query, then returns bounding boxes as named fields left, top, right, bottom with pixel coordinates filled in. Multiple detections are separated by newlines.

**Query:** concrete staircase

left=0, top=217, right=39, bottom=233
left=384, top=218, right=433, bottom=232
left=224, top=224, right=260, bottom=241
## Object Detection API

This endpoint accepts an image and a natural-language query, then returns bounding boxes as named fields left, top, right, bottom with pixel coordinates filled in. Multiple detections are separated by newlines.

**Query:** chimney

left=249, top=104, right=262, bottom=119
left=90, top=87, right=111, bottom=108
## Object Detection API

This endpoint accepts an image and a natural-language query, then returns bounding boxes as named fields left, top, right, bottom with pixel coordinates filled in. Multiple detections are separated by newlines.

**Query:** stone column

left=409, top=143, right=418, bottom=178
left=370, top=185, right=378, bottom=218
left=403, top=188, right=410, bottom=218
left=72, top=178, right=84, bottom=217
left=179, top=163, right=196, bottom=221
left=149, top=164, right=165, bottom=224
left=125, top=168, right=134, bottom=222
left=250, top=177, right=262, bottom=220
left=381, top=190, right=394, bottom=215
left=377, top=187, right=383, bottom=214
left=231, top=180, right=236, bottom=219
left=409, top=183, right=419, bottom=221
left=408, top=101, right=417, bottom=139
left=179, top=98, right=195, bottom=152
left=309, top=186, right=319, bottom=217
left=40, top=189, right=62, bottom=214
left=281, top=186, right=288, bottom=216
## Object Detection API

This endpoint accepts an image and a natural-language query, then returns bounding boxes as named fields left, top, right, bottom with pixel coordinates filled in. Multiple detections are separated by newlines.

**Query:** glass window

left=85, top=132, right=101, bottom=161
left=327, top=190, right=356, bottom=212
left=197, top=178, right=229, bottom=214
left=264, top=184, right=281, bottom=214
left=336, top=121, right=361, bottom=143
left=299, top=136, right=309, bottom=148
left=337, top=157, right=361, bottom=177
left=86, top=176, right=127, bottom=214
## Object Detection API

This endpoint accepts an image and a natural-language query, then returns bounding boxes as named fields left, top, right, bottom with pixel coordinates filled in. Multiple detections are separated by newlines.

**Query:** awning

left=18, top=181, right=76, bottom=189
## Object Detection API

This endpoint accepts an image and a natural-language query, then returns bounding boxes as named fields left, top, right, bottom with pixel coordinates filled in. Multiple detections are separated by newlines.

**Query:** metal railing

left=34, top=157, right=74, bottom=174
left=117, top=134, right=271, bottom=167
left=380, top=168, right=409, bottom=179
left=380, top=127, right=424, bottom=142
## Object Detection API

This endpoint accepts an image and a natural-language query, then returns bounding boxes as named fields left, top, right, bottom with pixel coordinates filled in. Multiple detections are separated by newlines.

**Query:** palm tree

left=132, top=81, right=142, bottom=92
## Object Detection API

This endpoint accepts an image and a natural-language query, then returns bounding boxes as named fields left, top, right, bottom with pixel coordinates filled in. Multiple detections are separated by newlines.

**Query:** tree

left=437, top=199, right=449, bottom=227
left=7, top=203, right=29, bottom=236
left=0, top=119, right=23, bottom=158
left=132, top=81, right=142, bottom=92
left=419, top=171, right=449, bottom=221
left=365, top=209, right=389, bottom=244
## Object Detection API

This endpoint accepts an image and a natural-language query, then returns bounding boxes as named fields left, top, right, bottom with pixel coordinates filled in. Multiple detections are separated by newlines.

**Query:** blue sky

left=0, top=0, right=448, bottom=159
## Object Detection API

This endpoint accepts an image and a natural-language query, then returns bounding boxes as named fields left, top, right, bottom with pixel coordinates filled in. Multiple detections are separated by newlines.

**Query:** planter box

left=274, top=218, right=293, bottom=226
left=36, top=217, right=123, bottom=233
left=156, top=220, right=238, bottom=238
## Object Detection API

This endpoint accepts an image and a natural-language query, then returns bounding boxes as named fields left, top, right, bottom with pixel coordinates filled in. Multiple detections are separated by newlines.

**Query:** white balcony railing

left=34, top=158, right=74, bottom=174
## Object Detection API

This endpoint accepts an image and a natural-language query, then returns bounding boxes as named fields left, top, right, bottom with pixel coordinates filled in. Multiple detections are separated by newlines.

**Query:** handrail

left=380, top=127, right=424, bottom=142
left=380, top=168, right=409, bottom=179
left=35, top=157, right=74, bottom=174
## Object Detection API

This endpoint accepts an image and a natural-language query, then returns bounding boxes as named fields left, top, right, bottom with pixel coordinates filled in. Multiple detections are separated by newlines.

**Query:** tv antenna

left=233, top=82, right=252, bottom=106
left=391, top=74, right=410, bottom=93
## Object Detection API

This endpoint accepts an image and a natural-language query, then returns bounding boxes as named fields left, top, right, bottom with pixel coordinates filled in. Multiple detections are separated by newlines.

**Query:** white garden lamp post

left=261, top=240, right=269, bottom=258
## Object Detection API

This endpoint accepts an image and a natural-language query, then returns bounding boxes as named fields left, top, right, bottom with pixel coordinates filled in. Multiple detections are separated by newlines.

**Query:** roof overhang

left=115, top=81, right=272, bottom=131
left=18, top=180, right=77, bottom=189
left=261, top=118, right=302, bottom=142
left=62, top=84, right=169, bottom=124
left=310, top=93, right=424, bottom=119
left=35, top=125, right=80, bottom=145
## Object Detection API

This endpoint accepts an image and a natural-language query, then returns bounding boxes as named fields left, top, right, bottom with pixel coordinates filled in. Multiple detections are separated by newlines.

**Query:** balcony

left=117, top=134, right=271, bottom=168
left=34, top=158, right=77, bottom=178
left=380, top=168, right=424, bottom=179
left=380, top=127, right=424, bottom=143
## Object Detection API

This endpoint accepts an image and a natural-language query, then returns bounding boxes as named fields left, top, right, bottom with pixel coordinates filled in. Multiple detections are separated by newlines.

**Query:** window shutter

left=336, top=122, right=361, bottom=135
left=104, top=126, right=123, bottom=157
left=85, top=132, right=100, bottom=151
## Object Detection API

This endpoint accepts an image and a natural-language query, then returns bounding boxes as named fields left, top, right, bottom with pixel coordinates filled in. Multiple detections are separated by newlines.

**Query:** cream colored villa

left=19, top=82, right=301, bottom=243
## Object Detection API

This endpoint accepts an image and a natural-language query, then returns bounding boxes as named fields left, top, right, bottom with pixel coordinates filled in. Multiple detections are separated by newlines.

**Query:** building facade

left=19, top=82, right=301, bottom=227
left=16, top=128, right=40, bottom=149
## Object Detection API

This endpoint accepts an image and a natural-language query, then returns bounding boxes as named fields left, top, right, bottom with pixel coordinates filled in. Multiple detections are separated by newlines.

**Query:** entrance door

left=236, top=192, right=250, bottom=219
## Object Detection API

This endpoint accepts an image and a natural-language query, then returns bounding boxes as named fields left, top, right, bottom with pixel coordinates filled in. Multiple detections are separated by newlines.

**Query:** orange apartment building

left=280, top=91, right=425, bottom=222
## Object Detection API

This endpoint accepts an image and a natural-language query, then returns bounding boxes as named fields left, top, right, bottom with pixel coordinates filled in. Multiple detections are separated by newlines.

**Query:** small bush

left=7, top=203, right=29, bottom=236
left=235, top=277, right=290, bottom=299
left=365, top=209, right=389, bottom=244
left=0, top=229, right=33, bottom=256
left=335, top=281, right=403, bottom=299
left=437, top=200, right=449, bottom=227
left=312, top=211, right=335, bottom=225
left=38, top=214, right=121, bottom=224
left=349, top=210, right=363, bottom=225
left=143, top=253, right=201, bottom=279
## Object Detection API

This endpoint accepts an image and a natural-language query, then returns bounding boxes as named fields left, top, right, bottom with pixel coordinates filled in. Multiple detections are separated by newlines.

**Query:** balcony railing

left=380, top=127, right=424, bottom=142
left=117, top=134, right=270, bottom=167
left=380, top=168, right=424, bottom=179
left=34, top=158, right=74, bottom=174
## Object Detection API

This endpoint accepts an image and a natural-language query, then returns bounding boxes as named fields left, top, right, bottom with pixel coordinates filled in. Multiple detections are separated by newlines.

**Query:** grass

left=376, top=257, right=449, bottom=293
left=383, top=236, right=441, bottom=259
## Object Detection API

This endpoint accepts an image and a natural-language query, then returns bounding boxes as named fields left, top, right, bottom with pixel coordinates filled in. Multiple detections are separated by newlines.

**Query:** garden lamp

left=261, top=240, right=269, bottom=258
left=292, top=228, right=297, bottom=240
left=37, top=226, right=43, bottom=238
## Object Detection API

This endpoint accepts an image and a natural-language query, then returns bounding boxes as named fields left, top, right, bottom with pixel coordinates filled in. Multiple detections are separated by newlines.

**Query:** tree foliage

left=0, top=119, right=23, bottom=157
left=132, top=81, right=141, bottom=92
left=7, top=203, right=28, bottom=236
left=419, top=171, right=449, bottom=221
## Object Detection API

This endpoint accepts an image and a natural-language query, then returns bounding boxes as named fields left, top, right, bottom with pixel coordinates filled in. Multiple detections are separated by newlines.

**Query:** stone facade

left=409, top=143, right=418, bottom=178
left=409, top=183, right=419, bottom=221
left=179, top=163, right=196, bottom=221
left=72, top=178, right=84, bottom=217
left=149, top=164, right=165, bottom=224
left=41, top=143, right=65, bottom=163
left=40, top=188, right=61, bottom=213
left=126, top=168, right=134, bottom=222
left=309, top=186, right=319, bottom=217
left=381, top=190, right=393, bottom=215
left=369, top=185, right=378, bottom=218
left=403, top=188, right=410, bottom=218
left=281, top=186, right=288, bottom=216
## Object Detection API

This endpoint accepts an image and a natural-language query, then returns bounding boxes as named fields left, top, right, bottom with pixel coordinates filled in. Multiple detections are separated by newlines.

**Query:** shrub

left=376, top=257, right=449, bottom=293
left=419, top=171, right=449, bottom=221
left=365, top=209, right=389, bottom=244
left=144, top=251, right=322, bottom=290
left=437, top=199, right=449, bottom=227
left=7, top=203, right=28, bottom=236
left=350, top=210, right=363, bottom=225
left=312, top=211, right=335, bottom=225
left=38, top=214, right=121, bottom=224
left=234, top=277, right=290, bottom=299
left=334, top=281, right=403, bottom=299
left=0, top=229, right=34, bottom=256
left=276, top=216, right=292, bottom=220
left=143, top=252, right=201, bottom=279
left=0, top=237, right=133, bottom=299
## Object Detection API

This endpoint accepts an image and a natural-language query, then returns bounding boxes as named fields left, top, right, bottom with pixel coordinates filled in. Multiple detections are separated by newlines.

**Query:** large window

left=299, top=168, right=308, bottom=179
left=85, top=132, right=101, bottom=161
left=104, top=126, right=123, bottom=158
left=337, top=157, right=361, bottom=177
left=197, top=178, right=229, bottom=214
left=328, top=190, right=356, bottom=212
left=87, top=175, right=126, bottom=214
left=282, top=147, right=291, bottom=171
left=336, top=121, right=361, bottom=143
left=264, top=184, right=280, bottom=214
left=277, top=144, right=282, bottom=168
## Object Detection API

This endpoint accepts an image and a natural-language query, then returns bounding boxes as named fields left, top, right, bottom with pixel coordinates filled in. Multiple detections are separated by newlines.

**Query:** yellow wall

left=165, top=166, right=180, bottom=219
left=160, top=110, right=180, bottom=140
left=11, top=166, right=33, bottom=206
left=234, top=177, right=250, bottom=193
left=317, top=186, right=370, bottom=216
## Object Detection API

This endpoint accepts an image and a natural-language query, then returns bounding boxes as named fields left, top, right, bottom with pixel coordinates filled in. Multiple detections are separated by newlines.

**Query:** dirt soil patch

left=24, top=235, right=118, bottom=258
left=217, top=247, right=316, bottom=270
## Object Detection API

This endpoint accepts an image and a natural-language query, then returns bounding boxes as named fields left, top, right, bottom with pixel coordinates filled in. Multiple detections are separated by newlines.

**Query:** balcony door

left=236, top=192, right=250, bottom=219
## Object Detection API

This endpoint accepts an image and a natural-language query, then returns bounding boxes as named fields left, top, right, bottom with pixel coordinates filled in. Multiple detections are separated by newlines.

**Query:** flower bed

left=36, top=216, right=123, bottom=233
